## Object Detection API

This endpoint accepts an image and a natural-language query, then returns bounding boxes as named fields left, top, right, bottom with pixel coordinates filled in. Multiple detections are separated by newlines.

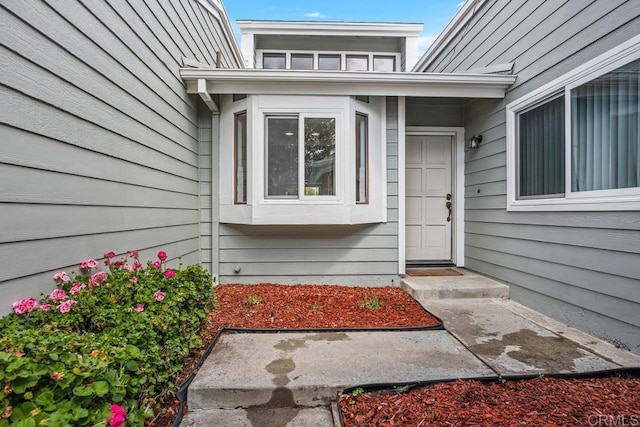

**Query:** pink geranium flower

left=89, top=271, right=108, bottom=287
left=50, top=289, right=67, bottom=301
left=105, top=252, right=116, bottom=259
left=108, top=403, right=126, bottom=427
left=12, top=298, right=38, bottom=314
left=134, top=304, right=144, bottom=312
left=124, top=263, right=133, bottom=272
left=164, top=269, right=175, bottom=279
left=130, top=277, right=138, bottom=284
left=80, top=259, right=98, bottom=270
left=70, top=282, right=85, bottom=295
left=154, top=291, right=165, bottom=302
left=133, top=261, right=142, bottom=270
left=40, top=302, right=51, bottom=312
left=53, top=272, right=70, bottom=283
left=129, top=251, right=138, bottom=258
left=157, top=251, right=167, bottom=261
left=51, top=372, right=65, bottom=381
left=152, top=261, right=162, bottom=269
left=57, top=299, right=77, bottom=313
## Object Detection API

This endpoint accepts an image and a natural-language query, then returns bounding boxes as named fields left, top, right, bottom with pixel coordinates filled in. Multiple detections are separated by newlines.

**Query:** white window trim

left=507, top=34, right=640, bottom=211
left=256, top=49, right=401, bottom=72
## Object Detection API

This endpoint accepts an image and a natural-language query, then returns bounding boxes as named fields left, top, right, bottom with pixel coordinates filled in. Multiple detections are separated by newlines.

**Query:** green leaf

left=49, top=352, right=59, bottom=361
left=12, top=419, right=36, bottom=427
left=125, top=360, right=139, bottom=372
left=34, top=390, right=55, bottom=409
left=72, top=385, right=93, bottom=397
left=92, top=381, right=109, bottom=397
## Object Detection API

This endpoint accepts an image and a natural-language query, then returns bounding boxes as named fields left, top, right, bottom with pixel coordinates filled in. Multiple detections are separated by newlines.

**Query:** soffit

left=180, top=68, right=516, bottom=98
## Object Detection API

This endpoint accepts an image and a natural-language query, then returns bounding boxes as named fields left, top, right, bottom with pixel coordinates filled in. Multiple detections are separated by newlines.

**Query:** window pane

left=234, top=112, right=247, bottom=204
left=356, top=114, right=368, bottom=203
left=318, top=54, right=341, bottom=70
left=291, top=54, right=314, bottom=70
left=263, top=53, right=286, bottom=69
left=346, top=55, right=368, bottom=71
left=571, top=59, right=639, bottom=192
left=304, top=118, right=336, bottom=196
left=267, top=117, right=299, bottom=197
left=373, top=56, right=395, bottom=72
left=519, top=96, right=565, bottom=197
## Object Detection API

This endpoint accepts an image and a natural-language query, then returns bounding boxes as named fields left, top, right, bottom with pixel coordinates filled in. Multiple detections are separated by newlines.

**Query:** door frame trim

left=399, top=125, right=465, bottom=274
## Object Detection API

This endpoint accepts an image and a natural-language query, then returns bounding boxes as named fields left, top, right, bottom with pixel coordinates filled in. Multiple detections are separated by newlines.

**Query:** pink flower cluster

left=50, top=289, right=67, bottom=301
left=108, top=404, right=126, bottom=427
left=70, top=282, right=86, bottom=295
left=12, top=298, right=37, bottom=314
left=157, top=251, right=167, bottom=261
left=57, top=299, right=77, bottom=313
left=53, top=272, right=70, bottom=283
left=164, top=269, right=175, bottom=278
left=80, top=259, right=98, bottom=270
left=134, top=303, right=144, bottom=312
left=89, top=271, right=108, bottom=287
left=154, top=291, right=165, bottom=302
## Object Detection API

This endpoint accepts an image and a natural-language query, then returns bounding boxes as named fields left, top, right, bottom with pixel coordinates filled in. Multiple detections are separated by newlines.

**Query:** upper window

left=373, top=55, right=395, bottom=72
left=507, top=36, right=640, bottom=211
left=257, top=50, right=399, bottom=71
left=263, top=53, right=286, bottom=69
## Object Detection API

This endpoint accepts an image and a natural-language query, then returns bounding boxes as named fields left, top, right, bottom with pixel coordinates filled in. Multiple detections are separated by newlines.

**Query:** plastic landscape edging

left=335, top=367, right=640, bottom=427
left=170, top=319, right=445, bottom=427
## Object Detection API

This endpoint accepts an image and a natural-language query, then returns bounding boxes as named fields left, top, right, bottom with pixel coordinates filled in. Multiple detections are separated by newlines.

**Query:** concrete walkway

left=181, top=275, right=640, bottom=426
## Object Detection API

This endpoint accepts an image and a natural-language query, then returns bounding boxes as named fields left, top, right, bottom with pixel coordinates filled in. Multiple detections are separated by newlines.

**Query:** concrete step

left=181, top=406, right=337, bottom=427
left=401, top=268, right=509, bottom=300
left=187, top=330, right=494, bottom=411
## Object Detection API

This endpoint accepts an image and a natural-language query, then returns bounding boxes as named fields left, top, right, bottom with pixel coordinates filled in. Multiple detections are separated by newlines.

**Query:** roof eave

left=180, top=68, right=516, bottom=98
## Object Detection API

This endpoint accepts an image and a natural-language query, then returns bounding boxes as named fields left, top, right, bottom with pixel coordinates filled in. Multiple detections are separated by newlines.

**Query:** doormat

left=406, top=268, right=463, bottom=277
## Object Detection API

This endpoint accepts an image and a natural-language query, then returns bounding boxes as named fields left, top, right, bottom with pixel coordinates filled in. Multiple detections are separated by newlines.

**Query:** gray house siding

left=0, top=0, right=239, bottom=314
left=217, top=97, right=401, bottom=286
left=421, top=0, right=640, bottom=353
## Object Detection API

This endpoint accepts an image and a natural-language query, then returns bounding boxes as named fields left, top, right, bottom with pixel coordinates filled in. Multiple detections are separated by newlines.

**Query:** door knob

left=445, top=198, right=452, bottom=222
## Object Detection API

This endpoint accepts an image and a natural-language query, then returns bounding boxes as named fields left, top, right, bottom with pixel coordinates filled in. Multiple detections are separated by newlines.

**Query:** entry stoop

left=401, top=268, right=509, bottom=300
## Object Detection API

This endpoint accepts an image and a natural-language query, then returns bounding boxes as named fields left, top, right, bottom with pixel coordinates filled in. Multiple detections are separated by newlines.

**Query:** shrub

left=0, top=251, right=216, bottom=427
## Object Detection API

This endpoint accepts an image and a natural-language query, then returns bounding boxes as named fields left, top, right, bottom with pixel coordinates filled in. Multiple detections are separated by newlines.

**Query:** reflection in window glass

left=356, top=114, right=368, bottom=203
left=318, top=54, right=341, bottom=70
left=234, top=112, right=247, bottom=204
left=291, top=54, right=314, bottom=70
left=304, top=118, right=336, bottom=196
left=346, top=55, right=368, bottom=71
left=266, top=116, right=299, bottom=197
left=373, top=56, right=395, bottom=71
left=263, top=53, right=286, bottom=69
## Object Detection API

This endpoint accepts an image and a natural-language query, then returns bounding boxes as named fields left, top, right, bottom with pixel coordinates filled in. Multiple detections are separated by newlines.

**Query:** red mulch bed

left=340, top=377, right=640, bottom=426
left=148, top=284, right=640, bottom=427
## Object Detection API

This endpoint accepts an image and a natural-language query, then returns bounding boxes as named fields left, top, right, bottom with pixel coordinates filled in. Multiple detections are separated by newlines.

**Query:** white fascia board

left=237, top=20, right=424, bottom=38
left=413, top=0, right=488, bottom=72
left=180, top=68, right=516, bottom=98
left=195, top=0, right=245, bottom=68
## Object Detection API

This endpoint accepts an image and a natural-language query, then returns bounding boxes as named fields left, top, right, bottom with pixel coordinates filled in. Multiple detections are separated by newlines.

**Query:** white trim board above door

left=399, top=127, right=465, bottom=274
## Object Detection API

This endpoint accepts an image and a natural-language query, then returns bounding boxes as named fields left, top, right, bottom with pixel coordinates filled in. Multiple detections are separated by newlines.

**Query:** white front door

left=405, top=135, right=452, bottom=262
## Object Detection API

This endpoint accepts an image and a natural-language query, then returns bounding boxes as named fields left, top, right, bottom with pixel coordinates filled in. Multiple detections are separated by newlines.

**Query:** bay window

left=222, top=94, right=385, bottom=224
left=507, top=36, right=640, bottom=211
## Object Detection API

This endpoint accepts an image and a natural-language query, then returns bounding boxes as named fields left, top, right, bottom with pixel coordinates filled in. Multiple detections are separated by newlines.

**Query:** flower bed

left=0, top=251, right=216, bottom=427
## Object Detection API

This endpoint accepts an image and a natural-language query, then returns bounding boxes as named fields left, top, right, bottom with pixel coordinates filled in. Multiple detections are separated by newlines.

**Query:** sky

left=223, top=0, right=466, bottom=55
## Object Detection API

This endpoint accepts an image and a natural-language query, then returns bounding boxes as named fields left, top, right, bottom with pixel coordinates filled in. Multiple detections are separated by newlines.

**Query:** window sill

left=220, top=203, right=387, bottom=225
left=507, top=196, right=640, bottom=212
